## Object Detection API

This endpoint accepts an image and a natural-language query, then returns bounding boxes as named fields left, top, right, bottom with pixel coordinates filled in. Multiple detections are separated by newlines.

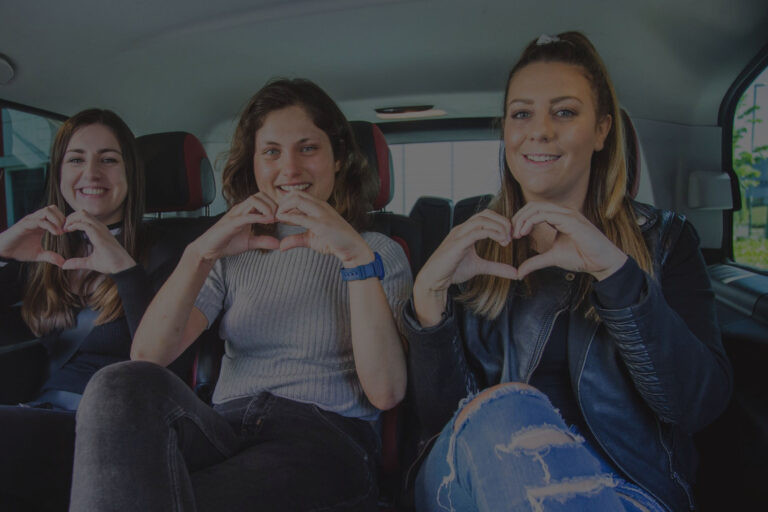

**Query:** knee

left=77, top=360, right=177, bottom=427
left=455, top=382, right=541, bottom=429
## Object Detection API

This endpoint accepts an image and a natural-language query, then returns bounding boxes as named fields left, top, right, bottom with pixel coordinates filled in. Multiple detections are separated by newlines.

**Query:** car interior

left=1, top=0, right=768, bottom=510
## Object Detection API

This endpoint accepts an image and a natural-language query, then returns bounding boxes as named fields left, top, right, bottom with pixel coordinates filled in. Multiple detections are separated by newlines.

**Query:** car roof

left=2, top=0, right=768, bottom=138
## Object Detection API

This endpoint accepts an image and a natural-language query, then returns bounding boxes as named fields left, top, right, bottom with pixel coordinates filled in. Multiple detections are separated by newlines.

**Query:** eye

left=554, top=109, right=577, bottom=118
left=300, top=145, right=318, bottom=153
left=263, top=148, right=280, bottom=157
left=67, top=157, right=84, bottom=164
left=102, top=157, right=119, bottom=164
left=509, top=110, right=531, bottom=120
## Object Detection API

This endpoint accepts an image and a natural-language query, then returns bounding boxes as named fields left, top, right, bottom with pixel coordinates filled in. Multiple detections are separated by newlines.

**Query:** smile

left=278, top=183, right=310, bottom=192
left=524, top=154, right=560, bottom=163
left=78, top=187, right=108, bottom=196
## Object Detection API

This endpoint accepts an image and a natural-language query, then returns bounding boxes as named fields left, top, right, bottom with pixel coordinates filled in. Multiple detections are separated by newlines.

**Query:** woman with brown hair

left=0, top=109, right=178, bottom=510
left=404, top=32, right=731, bottom=511
left=69, top=78, right=412, bottom=511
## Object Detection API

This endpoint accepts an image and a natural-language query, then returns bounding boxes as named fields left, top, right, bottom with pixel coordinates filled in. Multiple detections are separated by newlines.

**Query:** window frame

left=0, top=99, right=67, bottom=230
left=718, top=41, right=768, bottom=271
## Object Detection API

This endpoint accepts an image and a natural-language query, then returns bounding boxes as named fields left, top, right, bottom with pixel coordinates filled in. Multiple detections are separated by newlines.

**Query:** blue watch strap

left=340, top=252, right=385, bottom=281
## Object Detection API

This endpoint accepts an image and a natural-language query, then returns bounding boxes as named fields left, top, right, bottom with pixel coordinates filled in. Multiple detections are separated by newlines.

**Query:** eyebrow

left=65, top=148, right=122, bottom=155
left=261, top=137, right=315, bottom=146
left=507, top=96, right=584, bottom=107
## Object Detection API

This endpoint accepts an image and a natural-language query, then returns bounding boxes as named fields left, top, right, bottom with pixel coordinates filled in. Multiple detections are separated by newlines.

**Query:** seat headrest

left=349, top=121, right=394, bottom=210
left=136, top=132, right=216, bottom=213
left=621, top=109, right=641, bottom=199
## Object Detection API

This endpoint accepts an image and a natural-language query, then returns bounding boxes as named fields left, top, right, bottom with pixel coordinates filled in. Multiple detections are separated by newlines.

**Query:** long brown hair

left=21, top=109, right=145, bottom=336
left=461, top=31, right=652, bottom=319
left=221, top=78, right=376, bottom=231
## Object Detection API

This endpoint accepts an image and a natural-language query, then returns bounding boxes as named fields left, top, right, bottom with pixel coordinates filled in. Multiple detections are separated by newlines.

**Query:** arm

left=131, top=194, right=280, bottom=366
left=277, top=193, right=409, bottom=410
left=593, top=218, right=732, bottom=432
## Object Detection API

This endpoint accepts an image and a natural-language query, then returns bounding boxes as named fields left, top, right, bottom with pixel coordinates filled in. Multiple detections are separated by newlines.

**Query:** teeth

left=279, top=184, right=310, bottom=191
left=526, top=154, right=559, bottom=162
left=80, top=187, right=106, bottom=195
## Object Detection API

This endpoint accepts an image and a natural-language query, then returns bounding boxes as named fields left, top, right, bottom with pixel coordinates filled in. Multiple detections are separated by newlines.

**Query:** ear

left=594, top=114, right=612, bottom=152
left=335, top=159, right=341, bottom=173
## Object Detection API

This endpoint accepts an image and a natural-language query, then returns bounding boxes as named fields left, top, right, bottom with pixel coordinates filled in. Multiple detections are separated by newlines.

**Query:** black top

left=0, top=223, right=184, bottom=395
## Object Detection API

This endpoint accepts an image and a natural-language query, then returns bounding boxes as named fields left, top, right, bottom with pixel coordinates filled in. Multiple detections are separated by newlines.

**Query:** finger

left=243, top=194, right=278, bottom=219
left=40, top=205, right=67, bottom=230
left=61, top=257, right=92, bottom=271
left=38, top=251, right=66, bottom=267
left=275, top=211, right=320, bottom=231
left=37, top=218, right=65, bottom=236
left=248, top=235, right=280, bottom=251
left=475, top=259, right=519, bottom=280
left=276, top=192, right=326, bottom=218
left=452, top=217, right=512, bottom=248
left=517, top=251, right=559, bottom=280
left=279, top=233, right=311, bottom=251
left=512, top=203, right=580, bottom=238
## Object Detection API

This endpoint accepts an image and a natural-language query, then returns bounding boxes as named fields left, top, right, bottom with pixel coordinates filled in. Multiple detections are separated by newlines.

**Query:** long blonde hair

left=460, top=32, right=652, bottom=319
left=21, top=109, right=145, bottom=336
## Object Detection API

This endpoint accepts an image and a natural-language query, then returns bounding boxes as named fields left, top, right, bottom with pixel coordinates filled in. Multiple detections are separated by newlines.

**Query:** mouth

left=77, top=187, right=108, bottom=197
left=523, top=153, right=560, bottom=164
left=277, top=183, right=311, bottom=192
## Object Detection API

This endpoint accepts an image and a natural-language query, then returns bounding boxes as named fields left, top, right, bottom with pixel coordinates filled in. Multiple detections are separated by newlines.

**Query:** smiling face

left=59, top=123, right=128, bottom=224
left=252, top=105, right=340, bottom=205
left=503, top=61, right=611, bottom=210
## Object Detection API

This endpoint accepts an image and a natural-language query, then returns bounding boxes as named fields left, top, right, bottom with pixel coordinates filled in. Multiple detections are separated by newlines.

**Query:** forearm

left=130, top=244, right=213, bottom=365
left=348, top=277, right=407, bottom=411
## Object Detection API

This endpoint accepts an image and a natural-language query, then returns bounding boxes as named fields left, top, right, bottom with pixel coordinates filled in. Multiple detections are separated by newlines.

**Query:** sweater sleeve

left=592, top=219, right=732, bottom=432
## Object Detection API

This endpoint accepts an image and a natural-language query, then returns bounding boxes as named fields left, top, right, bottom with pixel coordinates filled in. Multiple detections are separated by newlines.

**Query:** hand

left=413, top=209, right=518, bottom=326
left=0, top=205, right=67, bottom=266
left=511, top=202, right=627, bottom=281
left=275, top=192, right=372, bottom=266
left=60, top=210, right=137, bottom=273
left=189, top=193, right=280, bottom=262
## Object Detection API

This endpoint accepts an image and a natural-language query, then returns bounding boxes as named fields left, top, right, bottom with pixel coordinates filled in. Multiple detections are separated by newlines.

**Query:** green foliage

left=733, top=237, right=768, bottom=269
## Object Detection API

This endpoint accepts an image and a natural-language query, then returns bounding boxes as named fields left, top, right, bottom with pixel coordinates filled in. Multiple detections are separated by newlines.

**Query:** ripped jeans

left=415, top=383, right=667, bottom=512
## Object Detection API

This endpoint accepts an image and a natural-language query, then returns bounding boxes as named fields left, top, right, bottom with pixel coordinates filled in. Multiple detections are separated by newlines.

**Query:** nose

left=280, top=150, right=302, bottom=178
left=82, top=157, right=103, bottom=179
left=529, top=115, right=554, bottom=142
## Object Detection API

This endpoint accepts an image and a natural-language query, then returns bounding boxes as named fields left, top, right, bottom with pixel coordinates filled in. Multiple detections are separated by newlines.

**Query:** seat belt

left=47, top=307, right=99, bottom=372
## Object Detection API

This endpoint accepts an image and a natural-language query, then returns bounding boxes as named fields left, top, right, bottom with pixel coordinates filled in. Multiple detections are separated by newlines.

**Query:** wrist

left=592, top=253, right=628, bottom=281
left=184, top=242, right=217, bottom=270
left=340, top=245, right=375, bottom=268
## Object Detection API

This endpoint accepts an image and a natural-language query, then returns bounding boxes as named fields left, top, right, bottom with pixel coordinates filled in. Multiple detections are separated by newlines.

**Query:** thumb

left=61, top=257, right=92, bottom=271
left=517, top=252, right=558, bottom=280
left=475, top=259, right=519, bottom=280
left=279, top=233, right=310, bottom=252
left=39, top=251, right=66, bottom=267
left=248, top=235, right=280, bottom=251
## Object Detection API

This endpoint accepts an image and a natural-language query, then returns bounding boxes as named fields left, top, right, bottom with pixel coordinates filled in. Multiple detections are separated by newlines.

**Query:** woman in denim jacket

left=404, top=32, right=731, bottom=512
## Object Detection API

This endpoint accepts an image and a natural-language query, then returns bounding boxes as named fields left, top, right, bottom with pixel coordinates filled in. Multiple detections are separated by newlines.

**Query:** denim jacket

left=403, top=202, right=732, bottom=511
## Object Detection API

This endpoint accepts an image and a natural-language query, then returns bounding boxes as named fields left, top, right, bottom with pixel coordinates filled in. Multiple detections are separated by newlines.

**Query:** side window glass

left=0, top=106, right=62, bottom=230
left=732, top=68, right=768, bottom=270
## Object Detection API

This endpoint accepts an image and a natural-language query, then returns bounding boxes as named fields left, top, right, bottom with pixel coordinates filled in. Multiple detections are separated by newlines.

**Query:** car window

left=388, top=140, right=501, bottom=215
left=0, top=105, right=63, bottom=230
left=732, top=67, right=768, bottom=270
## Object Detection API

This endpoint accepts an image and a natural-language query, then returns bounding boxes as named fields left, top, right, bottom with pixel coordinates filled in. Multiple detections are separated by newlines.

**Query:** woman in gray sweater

left=69, top=79, right=412, bottom=512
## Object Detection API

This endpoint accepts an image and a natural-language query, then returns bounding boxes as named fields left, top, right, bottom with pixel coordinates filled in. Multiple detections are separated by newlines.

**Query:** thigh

left=0, top=405, right=75, bottom=512
left=416, top=383, right=626, bottom=512
left=193, top=394, right=379, bottom=512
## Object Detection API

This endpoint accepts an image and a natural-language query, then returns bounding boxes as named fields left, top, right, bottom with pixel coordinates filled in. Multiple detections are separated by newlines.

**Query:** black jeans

left=70, top=361, right=380, bottom=511
left=0, top=405, right=76, bottom=511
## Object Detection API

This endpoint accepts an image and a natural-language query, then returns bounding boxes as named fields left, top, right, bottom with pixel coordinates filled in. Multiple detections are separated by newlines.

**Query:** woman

left=404, top=32, right=731, bottom=511
left=0, top=109, right=180, bottom=511
left=69, top=78, right=412, bottom=511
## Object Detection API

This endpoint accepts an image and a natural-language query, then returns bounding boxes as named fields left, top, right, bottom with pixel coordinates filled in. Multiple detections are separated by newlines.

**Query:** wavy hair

left=221, top=78, right=376, bottom=232
left=461, top=31, right=652, bottom=319
left=22, top=109, right=145, bottom=336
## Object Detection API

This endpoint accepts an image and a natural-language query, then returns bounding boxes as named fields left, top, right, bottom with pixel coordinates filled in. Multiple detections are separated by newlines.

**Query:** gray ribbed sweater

left=194, top=224, right=412, bottom=420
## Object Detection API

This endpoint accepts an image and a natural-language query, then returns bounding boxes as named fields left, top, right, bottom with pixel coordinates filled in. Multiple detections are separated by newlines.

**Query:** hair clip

left=536, top=34, right=561, bottom=45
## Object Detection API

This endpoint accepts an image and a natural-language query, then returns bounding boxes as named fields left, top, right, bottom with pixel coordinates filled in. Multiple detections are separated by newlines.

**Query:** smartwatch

left=340, top=252, right=385, bottom=281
